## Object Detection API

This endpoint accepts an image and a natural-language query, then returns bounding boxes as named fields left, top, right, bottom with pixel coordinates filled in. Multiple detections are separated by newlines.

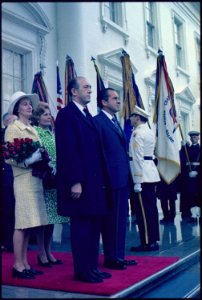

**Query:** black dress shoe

left=160, top=218, right=170, bottom=224
left=2, top=245, right=14, bottom=253
left=12, top=268, right=35, bottom=279
left=148, top=243, right=159, bottom=251
left=118, top=258, right=137, bottom=266
left=186, top=217, right=197, bottom=224
left=26, top=268, right=43, bottom=275
left=130, top=244, right=148, bottom=252
left=48, top=258, right=63, bottom=265
left=37, top=256, right=52, bottom=267
left=74, top=271, right=103, bottom=283
left=103, top=259, right=127, bottom=270
left=131, top=243, right=159, bottom=252
left=92, top=269, right=112, bottom=279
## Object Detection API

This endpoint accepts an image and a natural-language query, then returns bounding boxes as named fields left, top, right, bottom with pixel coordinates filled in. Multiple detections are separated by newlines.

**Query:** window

left=145, top=2, right=157, bottom=50
left=174, top=17, right=184, bottom=69
left=104, top=2, right=122, bottom=26
left=2, top=48, right=25, bottom=102
left=180, top=112, right=189, bottom=138
left=100, top=3, right=129, bottom=44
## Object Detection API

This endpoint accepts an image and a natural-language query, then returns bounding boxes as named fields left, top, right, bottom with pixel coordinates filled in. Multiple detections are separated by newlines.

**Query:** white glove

left=189, top=171, right=198, bottom=178
left=190, top=206, right=200, bottom=218
left=134, top=183, right=142, bottom=193
left=24, top=149, right=42, bottom=166
left=51, top=166, right=57, bottom=175
left=181, top=140, right=187, bottom=146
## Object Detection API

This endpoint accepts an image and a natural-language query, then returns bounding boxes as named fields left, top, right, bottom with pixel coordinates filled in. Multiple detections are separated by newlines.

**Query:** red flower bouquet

left=2, top=138, right=41, bottom=163
left=2, top=138, right=53, bottom=180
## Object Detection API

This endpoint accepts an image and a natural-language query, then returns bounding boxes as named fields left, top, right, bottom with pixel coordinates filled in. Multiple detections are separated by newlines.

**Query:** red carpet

left=2, top=251, right=179, bottom=296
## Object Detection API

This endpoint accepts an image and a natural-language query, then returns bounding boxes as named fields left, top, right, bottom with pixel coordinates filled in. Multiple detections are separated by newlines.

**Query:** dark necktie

left=112, top=116, right=122, bottom=136
left=83, top=107, right=94, bottom=125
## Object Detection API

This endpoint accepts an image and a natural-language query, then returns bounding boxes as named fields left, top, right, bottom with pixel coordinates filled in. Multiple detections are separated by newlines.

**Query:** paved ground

left=2, top=198, right=200, bottom=298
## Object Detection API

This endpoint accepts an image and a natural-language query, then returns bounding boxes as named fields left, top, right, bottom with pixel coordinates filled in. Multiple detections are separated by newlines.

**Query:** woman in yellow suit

left=5, top=91, right=48, bottom=279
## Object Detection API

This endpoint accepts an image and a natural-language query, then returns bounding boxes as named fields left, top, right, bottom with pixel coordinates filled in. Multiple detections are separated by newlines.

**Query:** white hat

left=188, top=130, right=200, bottom=136
left=8, top=91, right=40, bottom=115
left=132, top=105, right=150, bottom=119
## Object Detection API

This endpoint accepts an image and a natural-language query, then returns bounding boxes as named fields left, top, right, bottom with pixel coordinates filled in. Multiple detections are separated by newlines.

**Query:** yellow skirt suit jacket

left=5, top=119, right=48, bottom=229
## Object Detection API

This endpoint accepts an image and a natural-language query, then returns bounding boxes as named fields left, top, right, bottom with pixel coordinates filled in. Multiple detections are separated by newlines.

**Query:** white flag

left=155, top=67, right=180, bottom=184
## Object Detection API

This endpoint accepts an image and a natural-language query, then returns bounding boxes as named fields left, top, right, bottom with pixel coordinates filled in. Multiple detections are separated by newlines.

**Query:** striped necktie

left=112, top=116, right=122, bottom=135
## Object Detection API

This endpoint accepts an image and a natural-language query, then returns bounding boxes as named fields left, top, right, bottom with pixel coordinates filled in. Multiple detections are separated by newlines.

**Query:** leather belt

left=186, top=162, right=200, bottom=166
left=129, top=156, right=153, bottom=161
left=144, top=156, right=153, bottom=160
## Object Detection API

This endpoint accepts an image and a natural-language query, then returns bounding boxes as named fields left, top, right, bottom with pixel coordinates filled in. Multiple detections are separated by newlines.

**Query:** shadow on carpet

left=2, top=251, right=179, bottom=296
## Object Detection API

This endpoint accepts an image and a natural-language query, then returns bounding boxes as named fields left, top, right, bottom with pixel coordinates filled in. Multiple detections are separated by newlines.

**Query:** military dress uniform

left=180, top=132, right=200, bottom=222
left=129, top=123, right=160, bottom=250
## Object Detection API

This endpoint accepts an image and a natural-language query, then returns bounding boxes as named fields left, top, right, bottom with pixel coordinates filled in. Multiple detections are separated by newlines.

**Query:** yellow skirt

left=14, top=171, right=48, bottom=229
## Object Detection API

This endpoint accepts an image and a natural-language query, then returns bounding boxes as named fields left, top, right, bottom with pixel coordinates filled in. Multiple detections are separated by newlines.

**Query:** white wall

left=2, top=2, right=200, bottom=131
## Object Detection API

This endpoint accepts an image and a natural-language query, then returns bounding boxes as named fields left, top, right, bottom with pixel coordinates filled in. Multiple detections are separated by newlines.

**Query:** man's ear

left=101, top=99, right=108, bottom=108
left=71, top=88, right=77, bottom=96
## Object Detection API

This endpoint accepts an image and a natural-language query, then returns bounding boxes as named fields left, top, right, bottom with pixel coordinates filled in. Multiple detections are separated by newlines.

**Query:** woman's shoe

left=26, top=267, right=43, bottom=275
left=12, top=268, right=35, bottom=279
left=48, top=258, right=63, bottom=265
left=37, top=256, right=52, bottom=267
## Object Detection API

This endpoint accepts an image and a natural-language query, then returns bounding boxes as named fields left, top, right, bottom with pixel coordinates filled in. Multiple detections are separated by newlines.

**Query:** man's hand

left=189, top=171, right=198, bottom=178
left=71, top=183, right=82, bottom=199
left=134, top=183, right=142, bottom=193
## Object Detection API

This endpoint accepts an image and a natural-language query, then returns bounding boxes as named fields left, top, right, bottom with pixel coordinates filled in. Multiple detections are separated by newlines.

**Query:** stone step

left=110, top=249, right=200, bottom=298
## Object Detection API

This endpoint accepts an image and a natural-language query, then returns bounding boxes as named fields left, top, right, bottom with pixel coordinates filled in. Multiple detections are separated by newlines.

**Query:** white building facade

left=2, top=2, right=200, bottom=139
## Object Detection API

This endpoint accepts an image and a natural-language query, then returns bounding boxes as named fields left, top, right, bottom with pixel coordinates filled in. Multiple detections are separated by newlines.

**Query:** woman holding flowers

left=32, top=102, right=68, bottom=267
left=5, top=91, right=48, bottom=279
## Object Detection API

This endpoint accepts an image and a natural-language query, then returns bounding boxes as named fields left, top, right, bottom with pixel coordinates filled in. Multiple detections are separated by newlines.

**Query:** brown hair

left=31, top=102, right=50, bottom=126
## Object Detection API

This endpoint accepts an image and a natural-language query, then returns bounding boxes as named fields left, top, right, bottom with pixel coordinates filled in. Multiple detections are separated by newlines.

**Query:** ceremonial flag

left=153, top=50, right=180, bottom=184
left=32, top=71, right=55, bottom=130
left=91, top=57, right=105, bottom=108
left=120, top=50, right=145, bottom=147
left=56, top=62, right=64, bottom=111
left=65, top=55, right=77, bottom=106
left=32, top=71, right=49, bottom=103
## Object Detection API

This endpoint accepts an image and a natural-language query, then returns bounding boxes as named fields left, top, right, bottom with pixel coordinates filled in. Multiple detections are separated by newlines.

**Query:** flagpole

left=138, top=192, right=149, bottom=244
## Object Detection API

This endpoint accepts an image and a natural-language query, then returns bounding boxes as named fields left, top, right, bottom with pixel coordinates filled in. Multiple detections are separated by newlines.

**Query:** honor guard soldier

left=180, top=131, right=200, bottom=223
left=129, top=106, right=160, bottom=251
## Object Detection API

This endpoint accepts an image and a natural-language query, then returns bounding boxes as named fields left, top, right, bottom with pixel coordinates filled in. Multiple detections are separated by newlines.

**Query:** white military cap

left=8, top=91, right=40, bottom=115
left=188, top=130, right=200, bottom=136
left=132, top=105, right=150, bottom=119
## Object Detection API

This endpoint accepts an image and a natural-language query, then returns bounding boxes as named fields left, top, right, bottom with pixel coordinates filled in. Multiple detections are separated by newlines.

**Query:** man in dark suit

left=94, top=88, right=137, bottom=270
left=180, top=131, right=200, bottom=223
left=55, top=77, right=111, bottom=283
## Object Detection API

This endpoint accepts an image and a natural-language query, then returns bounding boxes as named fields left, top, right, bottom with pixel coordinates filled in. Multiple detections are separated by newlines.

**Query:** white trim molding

left=100, top=3, right=129, bottom=45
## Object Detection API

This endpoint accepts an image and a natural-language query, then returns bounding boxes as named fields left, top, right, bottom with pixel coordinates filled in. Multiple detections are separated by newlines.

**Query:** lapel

left=100, top=111, right=124, bottom=139
left=70, top=101, right=95, bottom=129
